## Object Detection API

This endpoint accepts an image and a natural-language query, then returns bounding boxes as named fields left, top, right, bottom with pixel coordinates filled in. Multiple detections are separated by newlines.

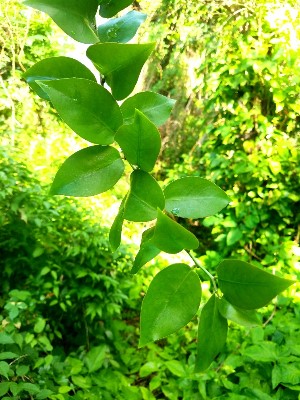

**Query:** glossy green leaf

left=120, top=91, right=176, bottom=126
left=164, top=177, right=230, bottom=219
left=109, top=196, right=126, bottom=252
left=50, top=145, right=124, bottom=196
left=116, top=110, right=161, bottom=172
left=124, top=170, right=165, bottom=221
left=98, top=0, right=133, bottom=18
left=98, top=11, right=147, bottom=43
left=140, top=263, right=201, bottom=346
left=23, top=0, right=99, bottom=43
left=218, top=297, right=261, bottom=327
left=195, top=294, right=228, bottom=372
left=38, top=78, right=123, bottom=144
left=87, top=43, right=155, bottom=100
left=23, top=57, right=96, bottom=100
left=150, top=209, right=199, bottom=254
left=217, top=260, right=294, bottom=309
left=131, top=228, right=160, bottom=274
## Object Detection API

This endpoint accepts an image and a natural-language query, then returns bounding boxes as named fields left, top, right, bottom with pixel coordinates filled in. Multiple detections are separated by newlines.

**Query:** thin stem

left=186, top=250, right=218, bottom=294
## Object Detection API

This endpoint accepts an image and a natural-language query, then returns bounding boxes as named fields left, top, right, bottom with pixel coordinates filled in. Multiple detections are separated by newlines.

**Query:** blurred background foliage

left=0, top=0, right=299, bottom=399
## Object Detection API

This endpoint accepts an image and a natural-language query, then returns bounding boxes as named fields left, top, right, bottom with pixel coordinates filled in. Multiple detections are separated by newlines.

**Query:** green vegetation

left=0, top=0, right=299, bottom=398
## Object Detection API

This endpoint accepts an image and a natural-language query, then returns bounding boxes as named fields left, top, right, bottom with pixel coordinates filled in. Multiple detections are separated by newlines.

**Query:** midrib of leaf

left=219, top=278, right=278, bottom=286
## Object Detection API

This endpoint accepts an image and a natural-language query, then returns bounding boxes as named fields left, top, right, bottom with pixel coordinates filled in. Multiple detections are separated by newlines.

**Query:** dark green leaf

left=124, top=170, right=165, bottom=221
left=23, top=57, right=96, bottom=100
left=116, top=110, right=161, bottom=171
left=150, top=209, right=199, bottom=254
left=99, top=0, right=133, bottom=18
left=164, top=177, right=230, bottom=219
left=50, top=145, right=124, bottom=196
left=217, top=260, right=294, bottom=309
left=87, top=43, right=155, bottom=100
left=140, top=263, right=201, bottom=346
left=38, top=78, right=123, bottom=144
left=120, top=91, right=176, bottom=126
left=195, top=294, right=228, bottom=372
left=109, top=196, right=126, bottom=252
left=131, top=227, right=160, bottom=274
left=23, top=0, right=99, bottom=43
left=98, top=11, right=147, bottom=43
left=218, top=297, right=261, bottom=327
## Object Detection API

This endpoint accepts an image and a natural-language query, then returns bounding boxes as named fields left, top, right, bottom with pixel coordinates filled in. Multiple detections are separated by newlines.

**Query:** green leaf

left=139, top=361, right=160, bottom=378
left=131, top=228, right=160, bottom=274
left=20, top=383, right=40, bottom=395
left=164, top=177, right=230, bottom=219
left=50, top=145, right=124, bottom=196
left=272, top=364, right=300, bottom=388
left=124, top=171, right=164, bottom=222
left=116, top=110, right=161, bottom=172
left=0, top=362, right=10, bottom=379
left=195, top=294, right=228, bottom=372
left=98, top=11, right=147, bottom=43
left=87, top=43, right=155, bottom=100
left=218, top=297, right=261, bottom=327
left=85, top=345, right=108, bottom=373
left=165, top=360, right=186, bottom=377
left=109, top=196, right=126, bottom=252
left=226, top=228, right=243, bottom=246
left=139, top=263, right=201, bottom=346
left=150, top=209, right=199, bottom=254
left=0, top=383, right=10, bottom=397
left=0, top=352, right=19, bottom=360
left=0, top=333, right=14, bottom=345
left=34, top=318, right=46, bottom=333
left=217, top=260, right=294, bottom=309
left=36, top=389, right=55, bottom=399
left=38, top=78, right=123, bottom=145
left=99, top=0, right=133, bottom=18
left=242, top=342, right=278, bottom=363
left=120, top=91, right=176, bottom=126
left=23, top=0, right=99, bottom=43
left=23, top=57, right=96, bottom=100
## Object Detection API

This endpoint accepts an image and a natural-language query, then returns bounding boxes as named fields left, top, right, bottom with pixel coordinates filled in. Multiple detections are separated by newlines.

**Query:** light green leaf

left=34, top=318, right=46, bottom=333
left=120, top=91, right=176, bottom=126
left=23, top=0, right=99, bottom=43
left=0, top=333, right=14, bottom=345
left=98, top=11, right=147, bottom=43
left=165, top=360, right=186, bottom=377
left=38, top=78, right=123, bottom=145
left=217, top=260, right=294, bottom=309
left=272, top=364, right=300, bottom=388
left=242, top=342, right=278, bottom=363
left=195, top=294, right=228, bottom=372
left=109, top=196, right=126, bottom=252
left=218, top=297, right=261, bottom=327
left=0, top=382, right=10, bottom=397
left=50, top=145, right=124, bottom=197
left=116, top=110, right=161, bottom=171
left=124, top=171, right=164, bottom=221
left=99, top=0, right=133, bottom=18
left=150, top=209, right=199, bottom=254
left=226, top=228, right=243, bottom=246
left=164, top=177, right=230, bottom=219
left=23, top=57, right=96, bottom=100
left=131, top=228, right=160, bottom=274
left=16, top=365, right=29, bottom=376
left=85, top=345, right=108, bottom=373
left=87, top=43, right=155, bottom=100
left=139, top=263, right=201, bottom=346
left=139, top=361, right=160, bottom=378
left=0, top=352, right=19, bottom=360
left=0, top=362, right=10, bottom=379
